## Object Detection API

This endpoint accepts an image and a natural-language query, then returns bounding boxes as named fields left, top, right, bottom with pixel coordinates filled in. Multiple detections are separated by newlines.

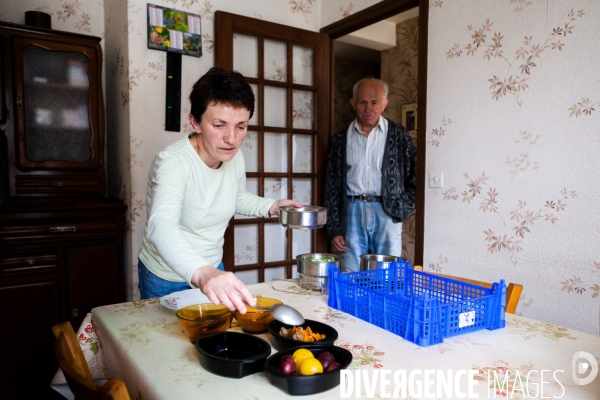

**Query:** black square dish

left=195, top=332, right=271, bottom=378
left=268, top=319, right=338, bottom=351
left=264, top=344, right=353, bottom=395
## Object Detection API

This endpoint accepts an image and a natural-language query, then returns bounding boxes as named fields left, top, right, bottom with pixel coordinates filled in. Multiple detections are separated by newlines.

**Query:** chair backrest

left=52, top=321, right=131, bottom=400
left=412, top=266, right=523, bottom=314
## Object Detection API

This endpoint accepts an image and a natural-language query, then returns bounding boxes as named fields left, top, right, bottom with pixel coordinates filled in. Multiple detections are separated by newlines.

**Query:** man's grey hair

left=352, top=77, right=389, bottom=100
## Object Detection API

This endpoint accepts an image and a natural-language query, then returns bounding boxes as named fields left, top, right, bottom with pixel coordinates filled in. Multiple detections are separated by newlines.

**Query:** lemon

left=291, top=348, right=314, bottom=369
left=299, top=357, right=323, bottom=376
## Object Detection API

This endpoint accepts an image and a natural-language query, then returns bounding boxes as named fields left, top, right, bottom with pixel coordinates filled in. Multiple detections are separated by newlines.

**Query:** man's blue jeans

left=137, top=258, right=224, bottom=300
left=340, top=198, right=403, bottom=272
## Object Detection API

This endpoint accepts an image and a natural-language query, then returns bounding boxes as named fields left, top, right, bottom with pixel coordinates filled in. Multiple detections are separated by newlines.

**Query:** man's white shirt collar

left=352, top=116, right=386, bottom=136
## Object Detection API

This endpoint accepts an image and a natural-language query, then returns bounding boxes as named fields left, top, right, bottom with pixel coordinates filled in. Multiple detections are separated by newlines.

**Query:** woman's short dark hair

left=189, top=67, right=255, bottom=122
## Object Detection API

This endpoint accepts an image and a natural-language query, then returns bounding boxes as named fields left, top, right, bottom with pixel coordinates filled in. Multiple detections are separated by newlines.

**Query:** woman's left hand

left=269, top=199, right=303, bottom=216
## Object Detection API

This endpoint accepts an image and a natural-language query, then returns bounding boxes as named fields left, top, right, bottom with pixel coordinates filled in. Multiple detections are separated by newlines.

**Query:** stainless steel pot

left=359, top=254, right=400, bottom=271
left=279, top=205, right=327, bottom=230
left=296, top=253, right=341, bottom=290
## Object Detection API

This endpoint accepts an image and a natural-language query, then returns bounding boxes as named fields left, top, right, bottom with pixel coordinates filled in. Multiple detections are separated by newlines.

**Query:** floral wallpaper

left=2, top=0, right=381, bottom=301
left=0, top=0, right=104, bottom=35
left=381, top=16, right=420, bottom=266
left=382, top=16, right=419, bottom=123
left=6, top=0, right=598, bottom=336
left=426, top=0, right=600, bottom=334
left=101, top=0, right=338, bottom=297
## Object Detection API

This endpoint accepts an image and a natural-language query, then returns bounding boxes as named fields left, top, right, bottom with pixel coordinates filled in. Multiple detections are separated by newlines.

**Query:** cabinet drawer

left=0, top=248, right=58, bottom=277
left=0, top=216, right=120, bottom=244
left=15, top=174, right=102, bottom=195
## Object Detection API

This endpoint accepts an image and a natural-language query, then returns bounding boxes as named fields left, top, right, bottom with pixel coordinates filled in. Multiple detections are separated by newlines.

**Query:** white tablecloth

left=55, top=279, right=600, bottom=399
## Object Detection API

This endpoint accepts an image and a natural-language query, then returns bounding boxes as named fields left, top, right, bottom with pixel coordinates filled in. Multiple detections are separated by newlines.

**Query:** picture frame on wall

left=401, top=102, right=417, bottom=143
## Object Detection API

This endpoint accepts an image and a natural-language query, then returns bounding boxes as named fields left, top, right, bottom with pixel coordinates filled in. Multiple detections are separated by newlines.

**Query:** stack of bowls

left=176, top=303, right=233, bottom=343
left=278, top=205, right=327, bottom=230
left=296, top=253, right=342, bottom=291
left=195, top=332, right=271, bottom=378
left=359, top=254, right=400, bottom=271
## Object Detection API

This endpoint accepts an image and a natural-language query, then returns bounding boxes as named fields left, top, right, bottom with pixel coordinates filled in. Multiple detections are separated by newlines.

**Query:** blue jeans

left=137, top=258, right=224, bottom=300
left=341, top=198, right=402, bottom=272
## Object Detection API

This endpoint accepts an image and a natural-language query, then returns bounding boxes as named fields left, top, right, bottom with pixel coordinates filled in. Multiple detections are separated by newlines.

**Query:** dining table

left=51, top=279, right=600, bottom=399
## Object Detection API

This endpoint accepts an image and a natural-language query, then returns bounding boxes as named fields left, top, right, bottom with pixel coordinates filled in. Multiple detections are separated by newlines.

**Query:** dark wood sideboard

left=0, top=21, right=126, bottom=398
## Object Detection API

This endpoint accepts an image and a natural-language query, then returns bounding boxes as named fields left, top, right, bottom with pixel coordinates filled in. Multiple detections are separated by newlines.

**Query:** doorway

left=321, top=0, right=427, bottom=267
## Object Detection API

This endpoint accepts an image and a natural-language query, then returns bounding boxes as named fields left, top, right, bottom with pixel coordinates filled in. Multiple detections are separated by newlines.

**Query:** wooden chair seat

left=52, top=321, right=131, bottom=400
left=413, top=265, right=523, bottom=314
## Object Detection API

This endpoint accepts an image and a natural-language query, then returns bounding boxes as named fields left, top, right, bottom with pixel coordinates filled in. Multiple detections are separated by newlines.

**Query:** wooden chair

left=52, top=321, right=131, bottom=400
left=412, top=266, right=523, bottom=314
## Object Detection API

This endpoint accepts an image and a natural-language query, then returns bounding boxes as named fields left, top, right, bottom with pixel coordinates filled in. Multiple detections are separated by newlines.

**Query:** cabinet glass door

left=13, top=38, right=101, bottom=169
left=23, top=46, right=92, bottom=163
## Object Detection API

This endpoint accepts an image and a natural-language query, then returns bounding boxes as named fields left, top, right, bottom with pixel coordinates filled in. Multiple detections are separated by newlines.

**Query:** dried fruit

left=279, top=325, right=326, bottom=342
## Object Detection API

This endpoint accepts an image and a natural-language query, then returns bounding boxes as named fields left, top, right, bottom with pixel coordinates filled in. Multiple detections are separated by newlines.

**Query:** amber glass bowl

left=234, top=297, right=283, bottom=334
left=176, top=304, right=233, bottom=342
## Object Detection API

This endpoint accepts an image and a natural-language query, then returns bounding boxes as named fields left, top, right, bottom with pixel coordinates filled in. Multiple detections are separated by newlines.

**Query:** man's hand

left=191, top=265, right=256, bottom=313
left=331, top=235, right=348, bottom=253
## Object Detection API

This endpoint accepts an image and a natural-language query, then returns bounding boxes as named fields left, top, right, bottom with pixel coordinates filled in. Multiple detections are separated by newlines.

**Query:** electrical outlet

left=429, top=171, right=443, bottom=188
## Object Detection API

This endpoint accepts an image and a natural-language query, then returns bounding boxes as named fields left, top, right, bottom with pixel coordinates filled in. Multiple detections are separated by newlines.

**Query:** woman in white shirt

left=138, top=68, right=301, bottom=313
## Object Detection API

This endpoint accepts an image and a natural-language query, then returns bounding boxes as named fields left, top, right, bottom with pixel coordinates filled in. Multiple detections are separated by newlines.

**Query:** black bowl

left=268, top=319, right=338, bottom=351
left=195, top=332, right=271, bottom=378
left=264, top=344, right=353, bottom=395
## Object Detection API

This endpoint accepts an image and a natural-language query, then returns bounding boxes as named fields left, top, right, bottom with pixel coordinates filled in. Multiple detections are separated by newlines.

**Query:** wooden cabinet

left=0, top=202, right=126, bottom=398
left=0, top=22, right=126, bottom=399
left=0, top=21, right=105, bottom=203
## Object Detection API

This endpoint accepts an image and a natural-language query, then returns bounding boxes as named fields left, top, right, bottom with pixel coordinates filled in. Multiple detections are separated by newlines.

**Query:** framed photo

left=401, top=103, right=417, bottom=142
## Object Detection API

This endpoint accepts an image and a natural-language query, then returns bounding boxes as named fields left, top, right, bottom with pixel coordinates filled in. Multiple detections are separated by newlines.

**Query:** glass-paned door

left=215, top=12, right=330, bottom=284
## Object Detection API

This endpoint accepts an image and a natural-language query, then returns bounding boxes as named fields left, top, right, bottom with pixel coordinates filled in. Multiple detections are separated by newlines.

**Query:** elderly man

left=323, top=77, right=417, bottom=271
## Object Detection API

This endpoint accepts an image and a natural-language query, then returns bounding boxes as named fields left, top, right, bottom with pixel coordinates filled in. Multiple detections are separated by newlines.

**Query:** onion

left=317, top=351, right=336, bottom=370
left=278, top=355, right=296, bottom=375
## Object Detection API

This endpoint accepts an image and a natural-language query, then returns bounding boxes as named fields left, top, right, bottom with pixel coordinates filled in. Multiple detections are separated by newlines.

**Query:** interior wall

left=426, top=0, right=600, bottom=334
left=0, top=1, right=105, bottom=38
left=382, top=16, right=419, bottom=127
left=381, top=15, right=420, bottom=266
left=104, top=0, right=131, bottom=293
left=109, top=0, right=381, bottom=300
left=2, top=0, right=383, bottom=301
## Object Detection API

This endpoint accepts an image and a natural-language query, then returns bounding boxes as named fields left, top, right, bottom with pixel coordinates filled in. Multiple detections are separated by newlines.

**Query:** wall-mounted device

left=147, top=4, right=202, bottom=132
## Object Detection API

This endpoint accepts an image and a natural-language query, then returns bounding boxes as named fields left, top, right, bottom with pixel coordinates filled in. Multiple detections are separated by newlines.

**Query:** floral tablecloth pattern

left=67, top=281, right=598, bottom=399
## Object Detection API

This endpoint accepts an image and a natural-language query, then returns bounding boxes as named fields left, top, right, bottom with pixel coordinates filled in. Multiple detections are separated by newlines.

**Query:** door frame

left=214, top=11, right=331, bottom=281
left=320, top=0, right=427, bottom=266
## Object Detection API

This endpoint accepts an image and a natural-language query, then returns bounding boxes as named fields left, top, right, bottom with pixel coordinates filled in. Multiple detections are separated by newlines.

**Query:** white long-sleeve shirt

left=139, top=134, right=275, bottom=285
left=346, top=117, right=388, bottom=196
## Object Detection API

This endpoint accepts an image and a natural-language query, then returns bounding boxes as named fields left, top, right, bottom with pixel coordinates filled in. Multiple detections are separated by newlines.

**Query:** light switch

left=429, top=171, right=443, bottom=188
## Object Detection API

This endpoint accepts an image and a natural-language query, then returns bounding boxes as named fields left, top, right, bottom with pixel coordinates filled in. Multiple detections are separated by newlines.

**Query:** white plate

left=159, top=288, right=211, bottom=311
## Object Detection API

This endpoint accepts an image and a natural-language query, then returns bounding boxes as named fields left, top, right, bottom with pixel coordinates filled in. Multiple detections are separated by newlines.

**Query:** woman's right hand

left=191, top=265, right=256, bottom=313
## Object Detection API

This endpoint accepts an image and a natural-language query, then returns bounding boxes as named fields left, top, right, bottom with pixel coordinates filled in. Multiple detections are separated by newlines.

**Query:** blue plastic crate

left=327, top=262, right=506, bottom=346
